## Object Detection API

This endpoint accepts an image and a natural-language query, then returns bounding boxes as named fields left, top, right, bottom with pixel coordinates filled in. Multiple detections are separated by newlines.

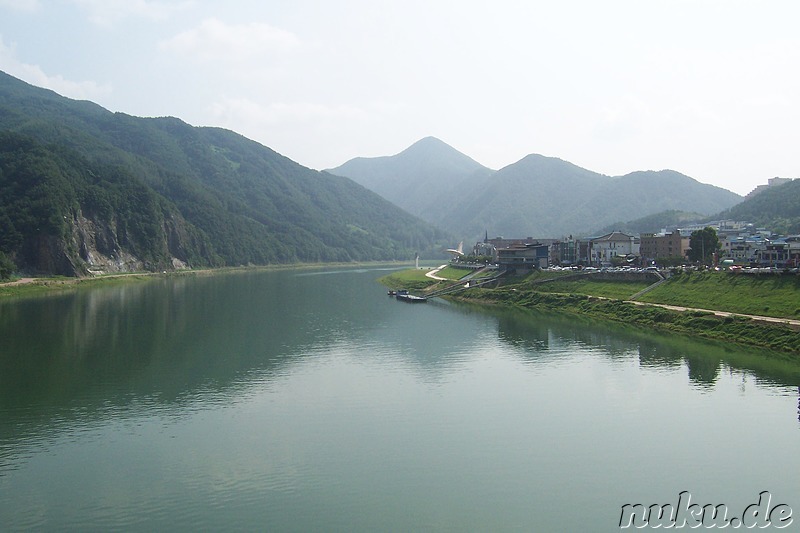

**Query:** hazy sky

left=1, top=1, right=798, bottom=195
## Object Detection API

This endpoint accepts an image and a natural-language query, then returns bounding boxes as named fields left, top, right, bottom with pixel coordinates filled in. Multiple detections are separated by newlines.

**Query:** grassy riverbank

left=639, top=271, right=800, bottom=319
left=379, top=267, right=800, bottom=356
left=0, top=273, right=159, bottom=298
left=0, top=261, right=415, bottom=299
left=378, top=267, right=438, bottom=291
left=462, top=287, right=800, bottom=355
left=524, top=274, right=652, bottom=300
left=521, top=270, right=800, bottom=320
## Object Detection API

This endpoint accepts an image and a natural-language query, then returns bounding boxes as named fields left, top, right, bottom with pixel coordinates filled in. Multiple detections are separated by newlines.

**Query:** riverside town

left=456, top=219, right=799, bottom=276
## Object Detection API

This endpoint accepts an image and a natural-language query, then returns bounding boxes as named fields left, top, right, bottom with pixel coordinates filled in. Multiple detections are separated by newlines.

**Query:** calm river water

left=1, top=266, right=798, bottom=531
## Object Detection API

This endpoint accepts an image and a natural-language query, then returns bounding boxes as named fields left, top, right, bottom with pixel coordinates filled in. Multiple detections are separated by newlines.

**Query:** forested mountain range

left=0, top=71, right=450, bottom=277
left=330, top=140, right=742, bottom=241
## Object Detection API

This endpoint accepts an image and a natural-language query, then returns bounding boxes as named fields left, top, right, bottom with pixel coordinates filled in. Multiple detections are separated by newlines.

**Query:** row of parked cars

left=546, top=266, right=661, bottom=273
left=727, top=266, right=800, bottom=274
left=547, top=264, right=800, bottom=275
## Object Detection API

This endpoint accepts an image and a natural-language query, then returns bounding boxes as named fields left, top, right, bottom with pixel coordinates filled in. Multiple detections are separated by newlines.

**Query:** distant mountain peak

left=408, top=136, right=447, bottom=148
left=394, top=136, right=487, bottom=167
left=327, top=137, right=495, bottom=219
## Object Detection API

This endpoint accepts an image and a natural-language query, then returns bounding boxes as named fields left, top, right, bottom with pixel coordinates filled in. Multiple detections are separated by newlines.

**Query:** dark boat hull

left=396, top=293, right=427, bottom=303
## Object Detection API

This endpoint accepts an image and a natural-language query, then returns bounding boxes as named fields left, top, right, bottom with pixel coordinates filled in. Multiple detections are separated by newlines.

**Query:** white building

left=588, top=231, right=638, bottom=266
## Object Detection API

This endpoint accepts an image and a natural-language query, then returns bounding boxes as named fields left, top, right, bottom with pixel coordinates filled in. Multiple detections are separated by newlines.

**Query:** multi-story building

left=550, top=236, right=580, bottom=266
left=723, top=234, right=774, bottom=265
left=756, top=236, right=800, bottom=267
left=787, top=236, right=800, bottom=267
left=716, top=224, right=776, bottom=265
left=744, top=177, right=794, bottom=200
left=639, top=230, right=689, bottom=264
left=588, top=231, right=638, bottom=266
left=496, top=242, right=550, bottom=272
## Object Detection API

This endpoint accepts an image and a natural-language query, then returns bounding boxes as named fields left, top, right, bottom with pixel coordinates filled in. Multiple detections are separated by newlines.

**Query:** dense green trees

left=687, top=227, right=721, bottom=264
left=0, top=131, right=188, bottom=273
left=718, top=179, right=800, bottom=235
left=0, top=251, right=13, bottom=280
left=598, top=210, right=706, bottom=236
left=0, top=71, right=450, bottom=276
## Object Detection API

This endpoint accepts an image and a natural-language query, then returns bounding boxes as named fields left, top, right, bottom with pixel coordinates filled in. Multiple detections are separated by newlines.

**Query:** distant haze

left=329, top=137, right=742, bottom=242
left=327, top=137, right=494, bottom=219
left=1, top=1, right=798, bottom=196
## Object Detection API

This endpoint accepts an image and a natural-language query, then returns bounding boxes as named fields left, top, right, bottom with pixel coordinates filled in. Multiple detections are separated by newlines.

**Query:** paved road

left=1, top=277, right=37, bottom=286
left=425, top=264, right=449, bottom=281
left=627, top=300, right=800, bottom=328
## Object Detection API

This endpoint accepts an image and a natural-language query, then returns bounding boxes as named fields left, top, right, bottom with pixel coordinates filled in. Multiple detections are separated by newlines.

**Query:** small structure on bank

left=495, top=242, right=550, bottom=273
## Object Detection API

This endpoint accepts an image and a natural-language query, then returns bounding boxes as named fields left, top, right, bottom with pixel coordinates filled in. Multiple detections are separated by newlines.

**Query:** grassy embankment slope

left=380, top=268, right=441, bottom=292
left=380, top=268, right=800, bottom=355
left=380, top=264, right=496, bottom=292
left=638, top=271, right=800, bottom=318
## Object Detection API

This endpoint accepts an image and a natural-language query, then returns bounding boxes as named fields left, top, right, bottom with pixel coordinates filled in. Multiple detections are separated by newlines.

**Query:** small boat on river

left=395, top=289, right=427, bottom=303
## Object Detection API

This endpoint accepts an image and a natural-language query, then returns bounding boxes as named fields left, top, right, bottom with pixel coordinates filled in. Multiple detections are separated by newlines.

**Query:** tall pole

left=702, top=235, right=705, bottom=265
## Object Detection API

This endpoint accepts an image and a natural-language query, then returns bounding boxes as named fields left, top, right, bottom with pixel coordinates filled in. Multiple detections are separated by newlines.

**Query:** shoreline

left=0, top=261, right=414, bottom=298
left=378, top=268, right=800, bottom=357
left=450, top=289, right=800, bottom=357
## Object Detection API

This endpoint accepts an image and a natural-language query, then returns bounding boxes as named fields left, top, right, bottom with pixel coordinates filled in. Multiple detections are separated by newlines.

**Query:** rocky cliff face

left=70, top=211, right=145, bottom=275
left=18, top=210, right=195, bottom=277
left=25, top=234, right=81, bottom=277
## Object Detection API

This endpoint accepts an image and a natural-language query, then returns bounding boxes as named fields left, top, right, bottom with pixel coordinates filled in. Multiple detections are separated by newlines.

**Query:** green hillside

left=601, top=170, right=739, bottom=217
left=717, top=179, right=800, bottom=234
left=440, top=154, right=606, bottom=239
left=443, top=158, right=741, bottom=241
left=601, top=177, right=800, bottom=237
left=596, top=209, right=706, bottom=235
left=0, top=71, right=450, bottom=276
left=639, top=271, right=800, bottom=319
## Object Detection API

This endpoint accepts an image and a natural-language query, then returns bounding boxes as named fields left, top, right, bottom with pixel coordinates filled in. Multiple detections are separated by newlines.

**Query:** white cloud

left=0, top=0, right=40, bottom=12
left=160, top=18, right=299, bottom=63
left=71, top=0, right=193, bottom=26
left=0, top=36, right=111, bottom=100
